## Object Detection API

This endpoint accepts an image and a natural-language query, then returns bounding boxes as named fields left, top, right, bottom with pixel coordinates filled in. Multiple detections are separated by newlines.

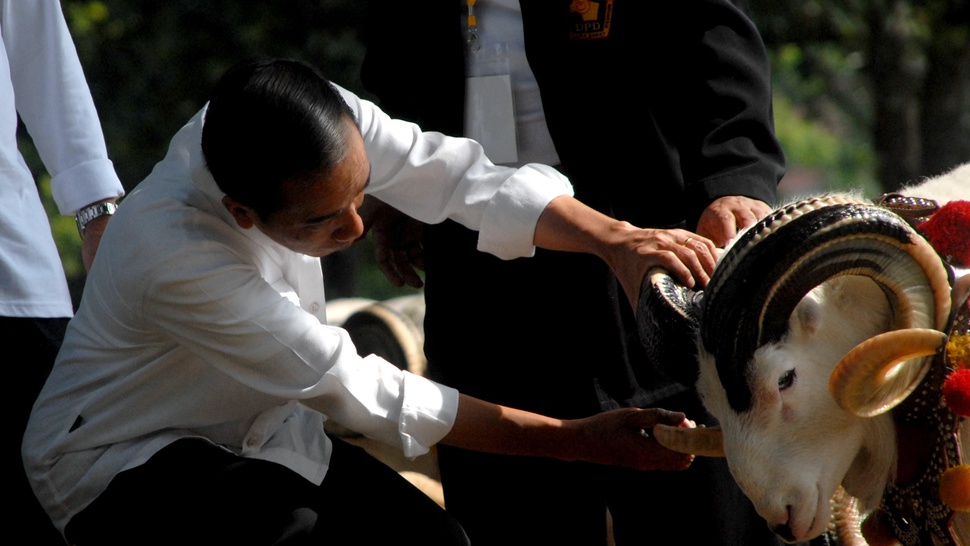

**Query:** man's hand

left=360, top=197, right=425, bottom=288
left=696, top=195, right=772, bottom=248
left=602, top=224, right=718, bottom=309
left=533, top=196, right=717, bottom=309
left=81, top=216, right=110, bottom=272
left=568, top=407, right=696, bottom=471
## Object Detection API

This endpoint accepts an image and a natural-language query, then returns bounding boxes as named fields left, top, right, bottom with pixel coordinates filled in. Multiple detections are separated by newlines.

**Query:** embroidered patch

left=567, top=0, right=613, bottom=40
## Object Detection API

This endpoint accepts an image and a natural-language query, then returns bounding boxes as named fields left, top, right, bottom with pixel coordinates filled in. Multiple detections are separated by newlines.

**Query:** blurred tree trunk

left=867, top=1, right=922, bottom=189
left=918, top=1, right=970, bottom=181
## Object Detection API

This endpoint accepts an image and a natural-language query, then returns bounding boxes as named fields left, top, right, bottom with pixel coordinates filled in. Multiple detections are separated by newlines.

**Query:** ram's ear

left=791, top=294, right=822, bottom=341
left=828, top=328, right=946, bottom=417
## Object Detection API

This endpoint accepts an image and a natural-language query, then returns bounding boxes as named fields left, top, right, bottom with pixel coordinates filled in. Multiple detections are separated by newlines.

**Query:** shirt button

left=246, top=437, right=259, bottom=448
left=308, top=302, right=320, bottom=313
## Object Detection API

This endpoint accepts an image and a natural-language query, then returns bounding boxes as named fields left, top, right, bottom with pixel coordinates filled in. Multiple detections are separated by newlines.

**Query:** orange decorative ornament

left=938, top=464, right=970, bottom=512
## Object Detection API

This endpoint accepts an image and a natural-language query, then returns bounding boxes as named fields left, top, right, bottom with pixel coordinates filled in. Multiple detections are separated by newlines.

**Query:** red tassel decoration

left=943, top=368, right=970, bottom=417
left=917, top=200, right=970, bottom=268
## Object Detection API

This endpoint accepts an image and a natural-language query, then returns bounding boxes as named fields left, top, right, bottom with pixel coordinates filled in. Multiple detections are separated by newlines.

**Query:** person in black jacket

left=360, top=1, right=805, bottom=545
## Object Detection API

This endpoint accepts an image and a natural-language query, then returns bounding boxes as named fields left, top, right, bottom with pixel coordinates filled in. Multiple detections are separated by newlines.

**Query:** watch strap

left=75, top=202, right=118, bottom=237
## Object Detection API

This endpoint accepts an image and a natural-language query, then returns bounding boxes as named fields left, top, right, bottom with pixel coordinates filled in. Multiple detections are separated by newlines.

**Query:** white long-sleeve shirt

left=0, top=0, right=124, bottom=318
left=23, top=85, right=572, bottom=535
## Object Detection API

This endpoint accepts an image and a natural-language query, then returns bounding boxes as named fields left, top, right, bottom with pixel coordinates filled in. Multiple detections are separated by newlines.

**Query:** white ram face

left=696, top=277, right=898, bottom=543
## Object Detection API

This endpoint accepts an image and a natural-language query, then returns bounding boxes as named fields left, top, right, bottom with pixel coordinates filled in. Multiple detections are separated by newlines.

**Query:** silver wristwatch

left=75, top=202, right=118, bottom=238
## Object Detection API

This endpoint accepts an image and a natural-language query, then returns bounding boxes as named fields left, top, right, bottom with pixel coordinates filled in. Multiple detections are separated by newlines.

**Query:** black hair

left=201, top=58, right=357, bottom=216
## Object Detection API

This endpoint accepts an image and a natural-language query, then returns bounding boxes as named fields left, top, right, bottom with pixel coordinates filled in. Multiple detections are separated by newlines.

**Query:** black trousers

left=5, top=316, right=70, bottom=546
left=65, top=437, right=469, bottom=546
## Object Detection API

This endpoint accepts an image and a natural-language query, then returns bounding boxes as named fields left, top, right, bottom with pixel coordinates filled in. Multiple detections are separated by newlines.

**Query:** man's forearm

left=532, top=195, right=626, bottom=260
left=440, top=393, right=574, bottom=460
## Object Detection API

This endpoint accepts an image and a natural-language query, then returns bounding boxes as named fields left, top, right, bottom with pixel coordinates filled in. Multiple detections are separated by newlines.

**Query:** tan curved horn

left=653, top=423, right=725, bottom=457
left=829, top=328, right=947, bottom=417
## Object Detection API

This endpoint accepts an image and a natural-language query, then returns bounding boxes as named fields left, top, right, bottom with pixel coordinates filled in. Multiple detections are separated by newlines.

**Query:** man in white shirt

left=2, top=2, right=125, bottom=543
left=23, top=59, right=715, bottom=545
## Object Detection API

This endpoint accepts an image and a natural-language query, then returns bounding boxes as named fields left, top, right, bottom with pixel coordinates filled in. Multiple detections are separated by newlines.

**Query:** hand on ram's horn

left=696, top=195, right=773, bottom=248
left=531, top=196, right=717, bottom=308
left=608, top=226, right=718, bottom=309
left=571, top=407, right=696, bottom=471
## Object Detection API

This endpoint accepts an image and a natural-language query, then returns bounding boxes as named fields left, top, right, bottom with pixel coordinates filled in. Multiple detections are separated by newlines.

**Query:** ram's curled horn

left=636, top=267, right=704, bottom=386
left=702, top=195, right=952, bottom=414
left=652, top=423, right=725, bottom=457
left=828, top=328, right=947, bottom=417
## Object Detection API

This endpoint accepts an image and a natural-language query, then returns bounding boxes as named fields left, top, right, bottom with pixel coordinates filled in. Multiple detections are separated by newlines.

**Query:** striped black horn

left=637, top=267, right=704, bottom=387
left=701, top=195, right=951, bottom=413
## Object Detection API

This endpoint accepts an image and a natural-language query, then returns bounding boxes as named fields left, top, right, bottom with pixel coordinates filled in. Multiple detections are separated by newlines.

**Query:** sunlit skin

left=222, top=116, right=370, bottom=257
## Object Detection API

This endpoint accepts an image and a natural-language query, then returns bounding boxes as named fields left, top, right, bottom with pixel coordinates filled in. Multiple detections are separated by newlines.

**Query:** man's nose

left=333, top=206, right=364, bottom=242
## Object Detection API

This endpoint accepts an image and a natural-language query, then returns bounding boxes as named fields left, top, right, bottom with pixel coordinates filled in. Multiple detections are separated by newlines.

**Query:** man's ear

left=222, top=196, right=256, bottom=229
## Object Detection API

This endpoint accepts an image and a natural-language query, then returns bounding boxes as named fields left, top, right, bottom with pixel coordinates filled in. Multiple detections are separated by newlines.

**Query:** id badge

left=465, top=74, right=517, bottom=164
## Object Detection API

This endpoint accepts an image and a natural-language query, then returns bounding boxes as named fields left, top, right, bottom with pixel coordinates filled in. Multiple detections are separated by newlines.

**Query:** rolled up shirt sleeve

left=336, top=85, right=573, bottom=260
left=51, top=159, right=125, bottom=214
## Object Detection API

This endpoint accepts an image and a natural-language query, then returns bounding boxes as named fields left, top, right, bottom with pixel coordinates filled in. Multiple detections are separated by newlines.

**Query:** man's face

left=224, top=118, right=371, bottom=258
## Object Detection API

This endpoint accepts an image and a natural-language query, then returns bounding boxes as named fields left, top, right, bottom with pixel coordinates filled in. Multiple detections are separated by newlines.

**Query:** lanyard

left=466, top=0, right=481, bottom=51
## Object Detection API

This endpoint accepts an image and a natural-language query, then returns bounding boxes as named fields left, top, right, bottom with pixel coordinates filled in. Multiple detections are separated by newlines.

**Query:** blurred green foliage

left=38, top=177, right=84, bottom=280
left=750, top=0, right=970, bottom=190
left=772, top=93, right=879, bottom=198
left=769, top=40, right=880, bottom=198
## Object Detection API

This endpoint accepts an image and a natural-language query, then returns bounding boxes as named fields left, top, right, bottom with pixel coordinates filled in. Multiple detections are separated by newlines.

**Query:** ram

left=639, top=162, right=970, bottom=545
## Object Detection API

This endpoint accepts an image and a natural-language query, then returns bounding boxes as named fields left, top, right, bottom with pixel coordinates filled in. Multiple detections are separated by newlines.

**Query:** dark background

left=22, top=0, right=970, bottom=306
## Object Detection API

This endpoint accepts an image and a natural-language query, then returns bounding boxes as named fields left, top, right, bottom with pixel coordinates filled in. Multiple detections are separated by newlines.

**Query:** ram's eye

left=778, top=369, right=796, bottom=391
